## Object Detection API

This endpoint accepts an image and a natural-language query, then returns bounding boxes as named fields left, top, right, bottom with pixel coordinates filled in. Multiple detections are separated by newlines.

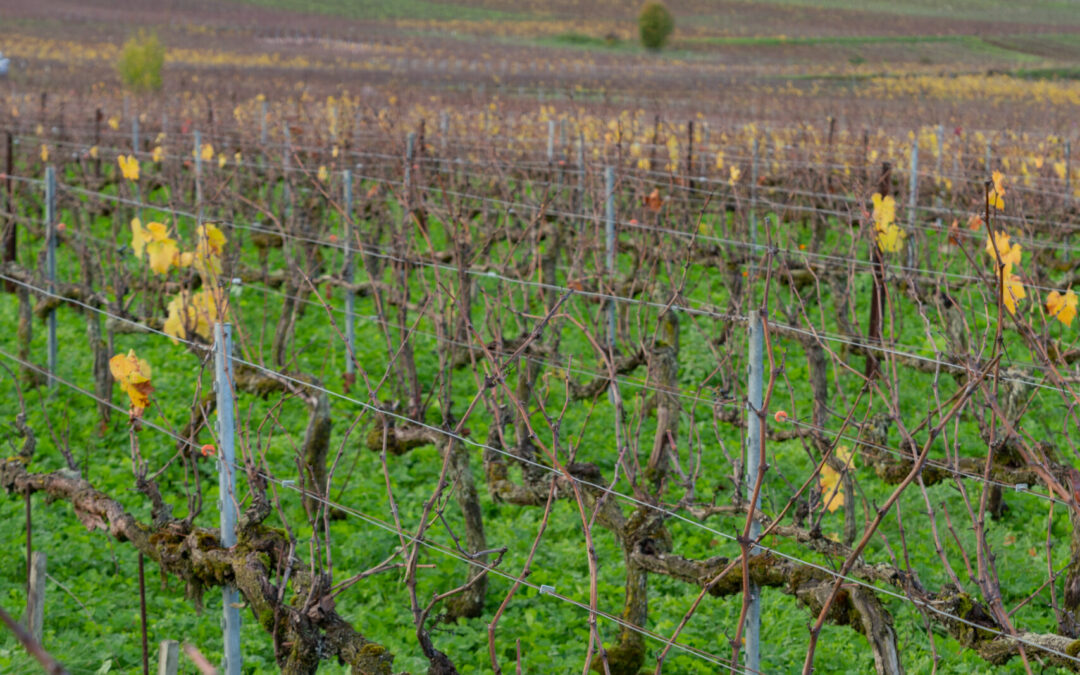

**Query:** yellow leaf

left=989, top=171, right=1006, bottom=210
left=109, top=349, right=153, bottom=417
left=729, top=166, right=741, bottom=183
left=318, top=165, right=329, bottom=182
left=152, top=146, right=164, bottom=163
left=164, top=290, right=220, bottom=343
left=147, top=239, right=179, bottom=275
left=871, top=193, right=896, bottom=229
left=193, top=224, right=226, bottom=280
left=876, top=222, right=905, bottom=253
left=130, top=218, right=148, bottom=259
left=218, top=154, right=227, bottom=169
left=1000, top=265, right=1026, bottom=316
left=1047, top=289, right=1078, bottom=327
left=133, top=221, right=178, bottom=275
left=89, top=146, right=99, bottom=160
left=199, top=224, right=226, bottom=257
left=986, top=231, right=1022, bottom=267
left=835, top=445, right=854, bottom=466
left=117, top=154, right=139, bottom=181
left=871, top=193, right=904, bottom=253
left=145, top=222, right=171, bottom=241
left=162, top=299, right=186, bottom=343
left=199, top=143, right=214, bottom=162
left=819, top=464, right=844, bottom=513
left=108, top=116, right=119, bottom=131
left=40, top=145, right=49, bottom=162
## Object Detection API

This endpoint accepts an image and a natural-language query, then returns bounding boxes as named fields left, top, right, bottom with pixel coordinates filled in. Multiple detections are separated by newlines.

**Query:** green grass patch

left=749, top=0, right=1080, bottom=25
left=0, top=155, right=1075, bottom=674
left=220, top=0, right=525, bottom=22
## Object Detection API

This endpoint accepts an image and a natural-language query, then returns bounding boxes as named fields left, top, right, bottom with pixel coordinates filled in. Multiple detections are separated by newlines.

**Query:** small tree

left=638, top=2, right=674, bottom=51
left=116, top=31, right=165, bottom=93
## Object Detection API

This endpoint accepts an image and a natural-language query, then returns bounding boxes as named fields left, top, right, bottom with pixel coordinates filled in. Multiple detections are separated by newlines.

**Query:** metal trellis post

left=1066, top=140, right=1072, bottom=210
left=907, top=142, right=919, bottom=270
left=749, top=138, right=760, bottom=301
left=934, top=124, right=944, bottom=227
left=405, top=132, right=415, bottom=194
left=559, top=119, right=566, bottom=159
left=576, top=131, right=585, bottom=214
left=744, top=309, right=764, bottom=673
left=260, top=100, right=268, bottom=145
left=213, top=323, right=242, bottom=675
left=344, top=170, right=355, bottom=378
left=283, top=124, right=291, bottom=222
left=547, top=120, right=555, bottom=164
left=750, top=137, right=759, bottom=247
left=605, top=166, right=616, bottom=354
left=700, top=122, right=709, bottom=184
left=194, top=130, right=203, bottom=224
left=45, top=166, right=56, bottom=389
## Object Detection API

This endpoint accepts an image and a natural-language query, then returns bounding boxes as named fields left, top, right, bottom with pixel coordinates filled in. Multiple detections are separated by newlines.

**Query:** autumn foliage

left=638, top=2, right=673, bottom=51
left=116, top=30, right=165, bottom=93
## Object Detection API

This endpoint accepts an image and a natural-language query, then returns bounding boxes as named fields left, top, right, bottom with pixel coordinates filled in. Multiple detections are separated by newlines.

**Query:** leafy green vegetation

left=220, top=0, right=525, bottom=23
left=0, top=152, right=1072, bottom=672
left=116, top=31, right=165, bottom=94
left=638, top=2, right=674, bottom=51
left=753, top=0, right=1080, bottom=25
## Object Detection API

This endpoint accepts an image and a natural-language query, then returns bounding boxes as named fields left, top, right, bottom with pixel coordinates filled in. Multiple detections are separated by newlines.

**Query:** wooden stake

left=157, top=640, right=179, bottom=675
left=26, top=551, right=46, bottom=644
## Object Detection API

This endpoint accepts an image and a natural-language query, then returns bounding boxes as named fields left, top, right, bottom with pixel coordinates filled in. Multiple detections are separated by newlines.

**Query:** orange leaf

left=1047, top=289, right=1078, bottom=327
left=109, top=349, right=153, bottom=417
left=644, top=188, right=663, bottom=212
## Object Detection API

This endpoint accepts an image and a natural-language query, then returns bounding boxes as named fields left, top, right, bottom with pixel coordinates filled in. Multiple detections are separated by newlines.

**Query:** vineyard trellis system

left=3, top=99, right=1080, bottom=675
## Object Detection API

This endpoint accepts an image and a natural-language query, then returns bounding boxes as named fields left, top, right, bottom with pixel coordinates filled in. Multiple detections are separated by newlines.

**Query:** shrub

left=116, top=31, right=165, bottom=93
left=638, top=2, right=674, bottom=51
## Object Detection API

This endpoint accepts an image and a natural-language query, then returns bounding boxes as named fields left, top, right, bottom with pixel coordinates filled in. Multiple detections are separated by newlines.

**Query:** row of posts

left=332, top=145, right=765, bottom=668
left=33, top=111, right=1069, bottom=672
left=64, top=98, right=1080, bottom=208
left=16, top=92, right=1080, bottom=208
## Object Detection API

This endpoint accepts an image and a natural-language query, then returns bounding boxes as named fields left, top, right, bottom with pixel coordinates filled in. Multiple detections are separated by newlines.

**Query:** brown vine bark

left=0, top=452, right=394, bottom=674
